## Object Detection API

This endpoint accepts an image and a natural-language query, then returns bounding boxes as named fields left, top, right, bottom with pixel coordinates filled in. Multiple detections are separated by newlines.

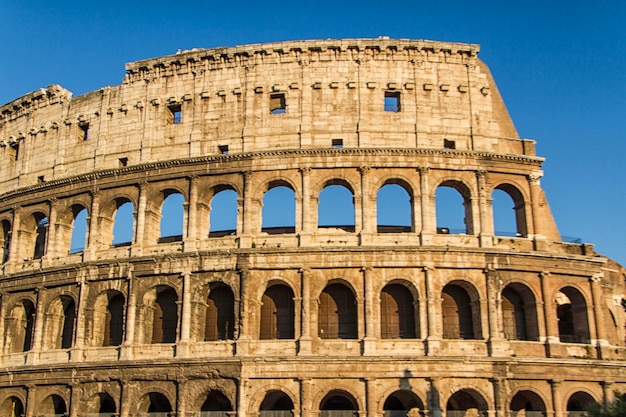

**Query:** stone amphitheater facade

left=0, top=38, right=624, bottom=417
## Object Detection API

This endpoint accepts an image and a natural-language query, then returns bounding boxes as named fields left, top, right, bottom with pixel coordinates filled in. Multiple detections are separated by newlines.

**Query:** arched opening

left=446, top=389, right=488, bottom=417
left=137, top=392, right=173, bottom=414
left=260, top=284, right=295, bottom=339
left=510, top=390, right=546, bottom=417
left=380, top=284, right=417, bottom=339
left=0, top=396, right=24, bottom=417
left=442, top=283, right=480, bottom=340
left=556, top=287, right=590, bottom=344
left=209, top=187, right=238, bottom=237
left=383, top=390, right=425, bottom=417
left=151, top=286, right=178, bottom=343
left=97, top=392, right=117, bottom=414
left=69, top=206, right=88, bottom=254
left=201, top=390, right=233, bottom=416
left=112, top=200, right=135, bottom=246
left=501, top=284, right=539, bottom=341
left=33, top=213, right=49, bottom=259
left=262, top=184, right=296, bottom=234
left=318, top=283, right=357, bottom=339
left=435, top=182, right=472, bottom=235
left=566, top=392, right=595, bottom=417
left=377, top=183, right=413, bottom=233
left=1, top=219, right=11, bottom=263
left=104, top=292, right=125, bottom=346
left=6, top=299, right=35, bottom=353
left=205, top=284, right=235, bottom=341
left=318, top=183, right=355, bottom=232
left=159, top=191, right=184, bottom=242
left=40, top=394, right=67, bottom=416
left=320, top=390, right=359, bottom=417
left=46, top=296, right=76, bottom=349
left=260, top=390, right=295, bottom=417
left=492, top=184, right=527, bottom=237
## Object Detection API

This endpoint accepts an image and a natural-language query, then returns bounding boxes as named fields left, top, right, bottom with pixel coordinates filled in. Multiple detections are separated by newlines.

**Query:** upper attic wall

left=0, top=38, right=532, bottom=190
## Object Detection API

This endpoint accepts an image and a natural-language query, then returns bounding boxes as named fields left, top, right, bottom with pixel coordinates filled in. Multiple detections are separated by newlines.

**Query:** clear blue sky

left=1, top=1, right=625, bottom=265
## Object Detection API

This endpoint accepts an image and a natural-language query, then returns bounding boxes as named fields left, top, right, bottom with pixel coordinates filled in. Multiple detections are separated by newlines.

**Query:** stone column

left=539, top=272, right=559, bottom=354
left=133, top=182, right=149, bottom=254
left=300, top=167, right=312, bottom=235
left=424, top=266, right=441, bottom=355
left=590, top=274, right=608, bottom=357
left=366, top=378, right=378, bottom=417
left=6, top=207, right=22, bottom=272
left=238, top=378, right=249, bottom=417
left=27, top=287, right=45, bottom=364
left=179, top=271, right=192, bottom=354
left=549, top=380, right=563, bottom=417
left=176, top=378, right=188, bottom=417
left=24, top=384, right=36, bottom=417
left=119, top=380, right=131, bottom=417
left=527, top=171, right=544, bottom=242
left=237, top=267, right=250, bottom=355
left=485, top=267, right=506, bottom=356
left=491, top=378, right=506, bottom=417
left=69, top=383, right=80, bottom=417
left=121, top=267, right=137, bottom=360
left=185, top=175, right=199, bottom=251
left=85, top=189, right=101, bottom=260
left=46, top=198, right=59, bottom=261
left=359, top=166, right=374, bottom=235
left=418, top=167, right=433, bottom=245
left=300, top=378, right=313, bottom=417
left=0, top=293, right=6, bottom=354
left=600, top=381, right=614, bottom=406
left=476, top=171, right=493, bottom=247
left=71, top=276, right=87, bottom=361
left=427, top=377, right=442, bottom=417
left=240, top=171, right=254, bottom=248
left=363, top=267, right=377, bottom=354
left=298, top=268, right=312, bottom=355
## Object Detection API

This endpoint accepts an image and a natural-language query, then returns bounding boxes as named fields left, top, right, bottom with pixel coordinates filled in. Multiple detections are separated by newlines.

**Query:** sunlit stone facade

left=0, top=38, right=624, bottom=417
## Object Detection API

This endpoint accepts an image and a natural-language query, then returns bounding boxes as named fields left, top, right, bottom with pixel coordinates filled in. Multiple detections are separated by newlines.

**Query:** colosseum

left=0, top=38, right=624, bottom=417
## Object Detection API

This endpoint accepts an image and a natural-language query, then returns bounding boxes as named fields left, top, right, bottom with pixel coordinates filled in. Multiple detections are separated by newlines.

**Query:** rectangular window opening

left=218, top=145, right=229, bottom=155
left=331, top=138, right=343, bottom=148
left=10, top=143, right=19, bottom=161
left=384, top=91, right=401, bottom=112
left=168, top=104, right=182, bottom=124
left=78, top=123, right=89, bottom=141
left=270, top=93, right=286, bottom=114
left=443, top=139, right=456, bottom=150
left=37, top=176, right=45, bottom=183
left=119, top=157, right=128, bottom=167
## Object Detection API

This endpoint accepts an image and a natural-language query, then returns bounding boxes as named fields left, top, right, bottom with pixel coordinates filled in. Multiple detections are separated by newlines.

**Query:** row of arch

left=3, top=278, right=593, bottom=354
left=0, top=386, right=608, bottom=417
left=0, top=175, right=530, bottom=263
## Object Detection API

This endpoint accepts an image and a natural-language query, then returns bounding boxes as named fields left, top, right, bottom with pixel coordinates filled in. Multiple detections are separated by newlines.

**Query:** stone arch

left=318, top=179, right=356, bottom=231
left=510, top=390, right=547, bottom=417
left=209, top=184, right=239, bottom=237
left=4, top=298, right=36, bottom=353
left=91, top=290, right=126, bottom=347
left=44, top=294, right=77, bottom=349
left=136, top=391, right=173, bottom=413
left=111, top=198, right=135, bottom=246
left=140, top=285, right=179, bottom=344
left=23, top=211, right=49, bottom=260
left=199, top=389, right=234, bottom=414
left=259, top=389, right=296, bottom=417
left=0, top=395, right=25, bottom=417
left=61, top=203, right=89, bottom=254
left=556, top=286, right=591, bottom=344
left=380, top=282, right=418, bottom=339
left=319, top=389, right=360, bottom=417
left=204, top=282, right=235, bottom=341
left=435, top=179, right=474, bottom=235
left=318, top=282, right=358, bottom=339
left=382, top=389, right=425, bottom=417
left=39, top=393, right=67, bottom=416
left=377, top=179, right=414, bottom=233
left=501, top=282, right=540, bottom=341
left=86, top=391, right=117, bottom=414
left=566, top=391, right=596, bottom=417
left=491, top=183, right=528, bottom=238
left=1, top=218, right=12, bottom=263
left=442, top=281, right=482, bottom=340
left=262, top=180, right=296, bottom=234
left=445, top=389, right=488, bottom=417
left=260, top=283, right=295, bottom=340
